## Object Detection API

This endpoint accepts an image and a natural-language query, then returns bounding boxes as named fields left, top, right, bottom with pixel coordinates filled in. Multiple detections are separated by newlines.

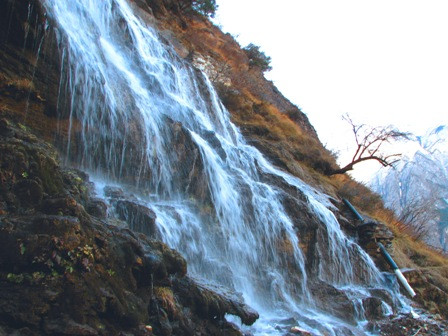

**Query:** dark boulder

left=86, top=198, right=108, bottom=219
left=357, top=220, right=394, bottom=269
left=362, top=297, right=385, bottom=321
left=12, top=179, right=43, bottom=208
left=115, top=199, right=159, bottom=238
left=173, top=277, right=259, bottom=326
left=309, top=280, right=356, bottom=324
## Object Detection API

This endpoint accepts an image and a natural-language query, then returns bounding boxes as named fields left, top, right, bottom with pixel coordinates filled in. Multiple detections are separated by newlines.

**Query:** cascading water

left=41, top=0, right=405, bottom=334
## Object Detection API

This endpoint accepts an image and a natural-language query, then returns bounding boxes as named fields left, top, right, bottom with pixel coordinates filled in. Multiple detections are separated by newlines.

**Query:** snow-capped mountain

left=370, top=126, right=448, bottom=251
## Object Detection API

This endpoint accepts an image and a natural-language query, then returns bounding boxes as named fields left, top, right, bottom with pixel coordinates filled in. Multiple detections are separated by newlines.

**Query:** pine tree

left=243, top=43, right=272, bottom=72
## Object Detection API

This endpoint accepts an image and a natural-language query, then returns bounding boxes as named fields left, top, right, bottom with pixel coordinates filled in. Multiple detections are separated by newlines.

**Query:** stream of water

left=41, top=0, right=405, bottom=334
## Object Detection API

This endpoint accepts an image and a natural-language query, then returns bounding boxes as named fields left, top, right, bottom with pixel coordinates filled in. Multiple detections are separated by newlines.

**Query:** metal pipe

left=378, top=243, right=416, bottom=297
left=342, top=198, right=364, bottom=222
left=377, top=243, right=398, bottom=269
left=342, top=200, right=417, bottom=297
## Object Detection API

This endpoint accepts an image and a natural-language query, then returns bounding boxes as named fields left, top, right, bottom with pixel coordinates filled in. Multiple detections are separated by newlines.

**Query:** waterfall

left=42, top=0, right=403, bottom=334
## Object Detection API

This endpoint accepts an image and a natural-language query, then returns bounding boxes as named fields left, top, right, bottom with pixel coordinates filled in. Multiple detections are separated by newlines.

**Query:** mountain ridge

left=371, top=125, right=448, bottom=251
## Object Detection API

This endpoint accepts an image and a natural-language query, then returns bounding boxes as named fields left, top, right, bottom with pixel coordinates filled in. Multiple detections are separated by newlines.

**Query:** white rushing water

left=41, top=0, right=404, bottom=334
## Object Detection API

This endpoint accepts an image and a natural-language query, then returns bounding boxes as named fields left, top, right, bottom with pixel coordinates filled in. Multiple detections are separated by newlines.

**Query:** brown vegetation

left=218, top=85, right=338, bottom=179
left=151, top=7, right=448, bottom=309
left=1, top=0, right=447, bottom=328
left=334, top=174, right=448, bottom=317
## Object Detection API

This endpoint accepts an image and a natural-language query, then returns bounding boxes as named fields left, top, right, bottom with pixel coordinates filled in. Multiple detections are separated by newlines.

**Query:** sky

left=214, top=0, right=448, bottom=181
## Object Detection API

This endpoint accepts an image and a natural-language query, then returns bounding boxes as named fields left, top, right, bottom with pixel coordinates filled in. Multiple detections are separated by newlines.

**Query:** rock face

left=0, top=120, right=258, bottom=335
left=140, top=0, right=338, bottom=179
left=403, top=269, right=448, bottom=320
left=357, top=220, right=394, bottom=268
left=1, top=0, right=448, bottom=334
left=0, top=0, right=62, bottom=141
left=0, top=1, right=338, bottom=333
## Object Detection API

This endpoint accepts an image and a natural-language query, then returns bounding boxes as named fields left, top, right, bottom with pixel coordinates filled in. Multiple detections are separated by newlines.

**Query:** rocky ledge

left=375, top=311, right=448, bottom=336
left=0, top=119, right=258, bottom=336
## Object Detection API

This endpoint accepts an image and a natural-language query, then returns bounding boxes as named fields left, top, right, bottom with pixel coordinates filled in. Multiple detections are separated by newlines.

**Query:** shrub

left=243, top=43, right=272, bottom=72
left=179, top=0, right=218, bottom=18
left=338, top=179, right=384, bottom=214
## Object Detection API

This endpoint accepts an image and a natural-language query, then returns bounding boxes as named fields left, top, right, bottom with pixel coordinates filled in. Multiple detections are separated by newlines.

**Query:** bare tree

left=393, top=196, right=438, bottom=240
left=329, top=114, right=410, bottom=175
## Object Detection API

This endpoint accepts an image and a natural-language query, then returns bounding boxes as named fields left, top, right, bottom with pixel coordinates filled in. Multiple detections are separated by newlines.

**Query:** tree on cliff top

left=329, top=114, right=411, bottom=175
left=243, top=43, right=272, bottom=72
left=180, top=0, right=218, bottom=18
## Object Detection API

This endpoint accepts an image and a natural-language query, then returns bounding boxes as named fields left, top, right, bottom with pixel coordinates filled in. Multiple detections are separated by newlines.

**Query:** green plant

left=193, top=0, right=217, bottom=17
left=243, top=43, right=272, bottom=72
left=179, top=0, right=218, bottom=18
left=31, top=271, right=45, bottom=282
left=18, top=123, right=28, bottom=132
left=5, top=271, right=57, bottom=284
left=19, top=242, right=26, bottom=255
left=7, top=273, right=24, bottom=284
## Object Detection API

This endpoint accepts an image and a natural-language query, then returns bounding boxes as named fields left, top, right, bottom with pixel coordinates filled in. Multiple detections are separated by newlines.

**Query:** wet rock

left=0, top=118, right=15, bottom=137
left=309, top=281, right=356, bottom=324
left=147, top=240, right=187, bottom=278
left=104, top=186, right=125, bottom=199
left=43, top=104, right=58, bottom=118
left=173, top=277, right=259, bottom=326
left=357, top=220, right=394, bottom=268
left=362, top=297, right=384, bottom=321
left=12, top=179, right=43, bottom=208
left=377, top=312, right=448, bottom=336
left=0, top=201, right=7, bottom=215
left=0, top=121, right=70, bottom=214
left=86, top=198, right=108, bottom=218
left=368, top=288, right=395, bottom=313
left=114, top=199, right=158, bottom=238
left=0, top=283, right=52, bottom=329
left=167, top=119, right=211, bottom=204
left=201, top=129, right=227, bottom=160
left=40, top=196, right=86, bottom=218
left=30, top=214, right=82, bottom=238
left=44, top=317, right=99, bottom=335
left=0, top=116, right=258, bottom=335
left=290, top=326, right=312, bottom=335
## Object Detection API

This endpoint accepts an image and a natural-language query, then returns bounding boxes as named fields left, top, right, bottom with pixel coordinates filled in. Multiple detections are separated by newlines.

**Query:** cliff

left=0, top=119, right=258, bottom=335
left=1, top=0, right=448, bottom=335
left=133, top=0, right=338, bottom=179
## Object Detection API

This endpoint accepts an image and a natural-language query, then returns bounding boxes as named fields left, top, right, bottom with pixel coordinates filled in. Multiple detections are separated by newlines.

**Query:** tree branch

left=328, top=114, right=409, bottom=176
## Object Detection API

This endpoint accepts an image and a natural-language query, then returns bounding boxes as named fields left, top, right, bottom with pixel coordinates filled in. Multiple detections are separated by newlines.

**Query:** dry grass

left=337, top=176, right=448, bottom=318
left=154, top=286, right=178, bottom=316
left=220, top=86, right=337, bottom=177
left=230, top=81, right=448, bottom=289
left=335, top=177, right=384, bottom=214
left=395, top=236, right=447, bottom=268
left=4, top=78, right=35, bottom=91
left=333, top=173, right=447, bottom=274
left=252, top=103, right=305, bottom=140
